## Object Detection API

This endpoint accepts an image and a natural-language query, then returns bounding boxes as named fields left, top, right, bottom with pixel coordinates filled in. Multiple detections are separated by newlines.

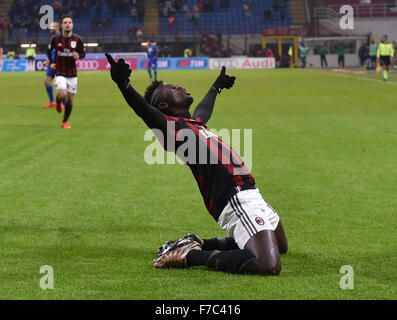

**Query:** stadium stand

left=2, top=0, right=293, bottom=37
left=157, top=0, right=292, bottom=35
left=324, top=0, right=397, bottom=17
left=5, top=0, right=144, bottom=37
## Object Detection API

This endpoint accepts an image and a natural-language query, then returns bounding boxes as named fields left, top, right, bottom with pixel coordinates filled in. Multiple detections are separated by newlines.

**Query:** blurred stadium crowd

left=0, top=0, right=291, bottom=37
left=1, top=0, right=145, bottom=35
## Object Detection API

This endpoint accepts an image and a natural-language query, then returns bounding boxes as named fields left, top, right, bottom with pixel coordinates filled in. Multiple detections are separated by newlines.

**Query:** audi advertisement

left=209, top=57, right=276, bottom=70
left=76, top=58, right=138, bottom=71
left=1, top=56, right=274, bottom=72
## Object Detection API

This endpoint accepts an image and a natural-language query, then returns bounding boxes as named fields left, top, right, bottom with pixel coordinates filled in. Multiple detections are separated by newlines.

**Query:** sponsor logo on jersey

left=199, top=128, right=217, bottom=139
left=58, top=51, right=74, bottom=57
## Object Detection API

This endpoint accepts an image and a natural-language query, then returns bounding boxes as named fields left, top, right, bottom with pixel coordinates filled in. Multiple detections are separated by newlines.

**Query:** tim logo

left=178, top=59, right=206, bottom=68
left=142, top=60, right=168, bottom=69
left=255, top=217, right=265, bottom=225
left=339, top=5, right=354, bottom=30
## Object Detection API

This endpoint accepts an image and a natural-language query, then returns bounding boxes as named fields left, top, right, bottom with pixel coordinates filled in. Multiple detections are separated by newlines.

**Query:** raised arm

left=105, top=53, right=167, bottom=131
left=193, top=66, right=236, bottom=124
left=192, top=87, right=218, bottom=124
left=118, top=82, right=167, bottom=130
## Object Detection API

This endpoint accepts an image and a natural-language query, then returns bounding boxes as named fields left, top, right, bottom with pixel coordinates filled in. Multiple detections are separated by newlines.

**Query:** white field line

left=304, top=69, right=397, bottom=86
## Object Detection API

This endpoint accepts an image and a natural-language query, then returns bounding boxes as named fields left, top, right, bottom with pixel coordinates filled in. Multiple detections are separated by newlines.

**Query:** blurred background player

left=288, top=45, right=293, bottom=67
left=43, top=22, right=62, bottom=109
left=48, top=14, right=85, bottom=129
left=368, top=41, right=377, bottom=70
left=336, top=42, right=345, bottom=68
left=7, top=50, right=15, bottom=60
left=0, top=46, right=3, bottom=69
left=358, top=42, right=368, bottom=68
left=299, top=42, right=309, bottom=69
left=146, top=39, right=159, bottom=82
left=25, top=44, right=36, bottom=72
left=319, top=43, right=328, bottom=68
left=377, top=34, right=394, bottom=81
left=184, top=47, right=193, bottom=58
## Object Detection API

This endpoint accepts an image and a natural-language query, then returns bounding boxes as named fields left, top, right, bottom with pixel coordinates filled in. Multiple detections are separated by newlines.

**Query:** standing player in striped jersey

left=48, top=14, right=85, bottom=129
left=106, top=54, right=288, bottom=276
left=43, top=21, right=62, bottom=109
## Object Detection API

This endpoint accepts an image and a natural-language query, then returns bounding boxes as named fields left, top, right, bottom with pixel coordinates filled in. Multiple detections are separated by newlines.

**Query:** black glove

left=105, top=53, right=132, bottom=87
left=212, top=66, right=236, bottom=93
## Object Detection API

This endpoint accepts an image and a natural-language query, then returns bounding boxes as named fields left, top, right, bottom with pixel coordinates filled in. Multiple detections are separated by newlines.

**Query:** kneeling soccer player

left=106, top=54, right=288, bottom=275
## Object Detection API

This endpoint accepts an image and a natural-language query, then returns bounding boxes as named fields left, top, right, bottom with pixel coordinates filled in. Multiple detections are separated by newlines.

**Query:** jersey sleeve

left=47, top=35, right=56, bottom=61
left=118, top=83, right=168, bottom=133
left=76, top=37, right=86, bottom=59
left=192, top=88, right=218, bottom=124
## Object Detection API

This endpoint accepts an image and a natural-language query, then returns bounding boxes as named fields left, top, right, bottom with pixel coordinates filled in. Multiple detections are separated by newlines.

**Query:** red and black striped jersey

left=166, top=114, right=255, bottom=219
left=118, top=84, right=255, bottom=221
left=47, top=33, right=85, bottom=77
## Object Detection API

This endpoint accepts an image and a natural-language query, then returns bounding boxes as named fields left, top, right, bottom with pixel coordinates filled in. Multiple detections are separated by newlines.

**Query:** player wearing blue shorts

left=43, top=22, right=64, bottom=109
left=147, top=40, right=159, bottom=82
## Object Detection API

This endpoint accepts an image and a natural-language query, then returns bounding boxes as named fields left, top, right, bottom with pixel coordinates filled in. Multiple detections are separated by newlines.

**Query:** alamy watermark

left=339, top=265, right=354, bottom=290
left=39, top=265, right=54, bottom=290
left=143, top=124, right=253, bottom=174
left=339, top=5, right=354, bottom=30
left=39, top=5, right=54, bottom=30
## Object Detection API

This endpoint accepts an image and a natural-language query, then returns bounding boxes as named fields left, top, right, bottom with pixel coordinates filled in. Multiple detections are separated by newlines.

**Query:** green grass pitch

left=0, top=68, right=396, bottom=299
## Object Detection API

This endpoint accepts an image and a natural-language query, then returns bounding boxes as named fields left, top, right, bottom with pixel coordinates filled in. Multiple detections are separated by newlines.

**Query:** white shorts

left=217, top=188, right=280, bottom=249
left=54, top=76, right=78, bottom=94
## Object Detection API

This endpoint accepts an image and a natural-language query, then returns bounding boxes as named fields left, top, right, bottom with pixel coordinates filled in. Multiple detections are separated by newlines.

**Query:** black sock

left=187, top=250, right=212, bottom=266
left=63, top=102, right=73, bottom=122
left=202, top=237, right=239, bottom=251
left=206, top=250, right=257, bottom=274
left=187, top=249, right=256, bottom=274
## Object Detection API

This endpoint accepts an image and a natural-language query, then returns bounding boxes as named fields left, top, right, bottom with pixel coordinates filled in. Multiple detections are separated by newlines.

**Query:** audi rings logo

left=210, top=58, right=240, bottom=69
left=76, top=60, right=99, bottom=70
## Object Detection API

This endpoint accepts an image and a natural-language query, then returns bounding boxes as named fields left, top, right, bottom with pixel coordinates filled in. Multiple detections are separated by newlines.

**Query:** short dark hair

left=144, top=81, right=163, bottom=107
left=61, top=14, right=73, bottom=24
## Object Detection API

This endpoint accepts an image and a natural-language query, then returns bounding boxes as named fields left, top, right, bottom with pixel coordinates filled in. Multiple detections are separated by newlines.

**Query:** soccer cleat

left=55, top=102, right=65, bottom=113
left=189, top=234, right=204, bottom=246
left=156, top=234, right=204, bottom=257
left=43, top=102, right=56, bottom=109
left=152, top=241, right=201, bottom=269
left=61, top=121, right=71, bottom=129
